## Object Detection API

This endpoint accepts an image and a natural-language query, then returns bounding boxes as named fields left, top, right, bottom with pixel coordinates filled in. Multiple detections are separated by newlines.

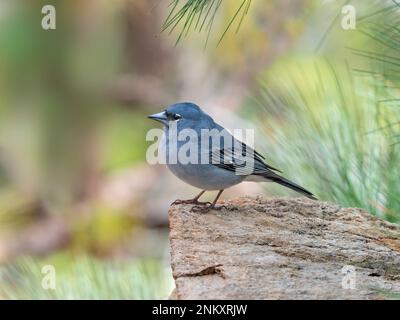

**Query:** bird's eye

left=173, top=113, right=182, bottom=121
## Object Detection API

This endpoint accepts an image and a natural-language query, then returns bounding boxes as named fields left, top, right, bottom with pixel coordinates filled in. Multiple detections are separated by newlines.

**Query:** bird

left=148, top=102, right=316, bottom=212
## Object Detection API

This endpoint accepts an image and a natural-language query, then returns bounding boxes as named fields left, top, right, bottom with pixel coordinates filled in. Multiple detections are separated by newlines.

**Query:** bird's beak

left=148, top=111, right=168, bottom=124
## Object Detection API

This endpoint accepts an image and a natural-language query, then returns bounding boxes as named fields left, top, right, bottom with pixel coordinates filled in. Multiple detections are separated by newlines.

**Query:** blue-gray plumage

left=148, top=102, right=316, bottom=212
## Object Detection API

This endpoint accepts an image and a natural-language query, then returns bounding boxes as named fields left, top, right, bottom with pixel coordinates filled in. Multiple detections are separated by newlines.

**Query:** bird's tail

left=267, top=174, right=317, bottom=200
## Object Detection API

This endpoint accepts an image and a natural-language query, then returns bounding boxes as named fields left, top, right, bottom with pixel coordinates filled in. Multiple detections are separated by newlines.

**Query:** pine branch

left=162, top=0, right=252, bottom=46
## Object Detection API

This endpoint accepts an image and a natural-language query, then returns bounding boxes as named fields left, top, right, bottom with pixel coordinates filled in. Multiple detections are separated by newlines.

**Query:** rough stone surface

left=169, top=196, right=400, bottom=299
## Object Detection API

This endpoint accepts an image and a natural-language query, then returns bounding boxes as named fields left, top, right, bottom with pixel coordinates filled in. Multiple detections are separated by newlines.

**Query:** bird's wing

left=204, top=125, right=316, bottom=199
left=209, top=144, right=316, bottom=199
left=237, top=141, right=281, bottom=173
left=209, top=142, right=282, bottom=176
left=201, top=122, right=281, bottom=175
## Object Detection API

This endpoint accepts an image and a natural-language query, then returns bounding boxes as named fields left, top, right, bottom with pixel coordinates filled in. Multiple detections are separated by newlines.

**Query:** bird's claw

left=191, top=205, right=212, bottom=213
left=198, top=201, right=212, bottom=206
left=172, top=199, right=211, bottom=206
left=190, top=204, right=227, bottom=213
left=172, top=199, right=190, bottom=205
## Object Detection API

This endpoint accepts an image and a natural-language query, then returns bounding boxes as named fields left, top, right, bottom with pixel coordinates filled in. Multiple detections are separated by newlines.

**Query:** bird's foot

left=172, top=199, right=212, bottom=206
left=190, top=204, right=227, bottom=213
left=213, top=205, right=227, bottom=211
left=191, top=205, right=212, bottom=213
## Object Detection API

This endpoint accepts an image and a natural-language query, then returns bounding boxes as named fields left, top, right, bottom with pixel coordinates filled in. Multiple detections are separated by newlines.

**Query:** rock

left=168, top=196, right=400, bottom=299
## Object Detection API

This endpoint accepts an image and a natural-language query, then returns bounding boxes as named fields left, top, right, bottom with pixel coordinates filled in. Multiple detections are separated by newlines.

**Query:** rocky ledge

left=169, top=196, right=400, bottom=299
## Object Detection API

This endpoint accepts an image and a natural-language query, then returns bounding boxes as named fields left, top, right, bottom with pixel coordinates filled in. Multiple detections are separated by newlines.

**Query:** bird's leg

left=172, top=190, right=211, bottom=206
left=191, top=190, right=225, bottom=213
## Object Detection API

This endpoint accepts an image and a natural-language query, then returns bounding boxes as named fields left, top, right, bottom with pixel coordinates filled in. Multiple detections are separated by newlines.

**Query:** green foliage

left=102, top=109, right=153, bottom=171
left=243, top=1, right=400, bottom=223
left=349, top=3, right=400, bottom=67
left=163, top=0, right=252, bottom=46
left=249, top=57, right=400, bottom=222
left=71, top=207, right=138, bottom=254
left=351, top=2, right=400, bottom=140
left=0, top=255, right=173, bottom=299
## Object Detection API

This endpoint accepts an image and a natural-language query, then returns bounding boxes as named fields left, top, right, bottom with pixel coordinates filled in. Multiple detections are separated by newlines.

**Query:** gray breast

left=168, top=162, right=245, bottom=190
left=159, top=131, right=245, bottom=190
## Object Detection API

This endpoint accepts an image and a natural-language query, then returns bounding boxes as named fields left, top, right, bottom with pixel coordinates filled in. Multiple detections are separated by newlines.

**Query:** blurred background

left=0, top=0, right=399, bottom=299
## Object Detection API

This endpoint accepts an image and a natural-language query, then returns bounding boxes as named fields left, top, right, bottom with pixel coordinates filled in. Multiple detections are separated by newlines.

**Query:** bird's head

left=148, top=102, right=212, bottom=129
